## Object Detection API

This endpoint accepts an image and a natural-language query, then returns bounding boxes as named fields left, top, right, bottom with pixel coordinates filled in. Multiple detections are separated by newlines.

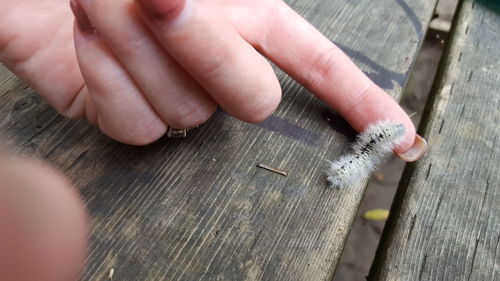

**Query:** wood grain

left=0, top=0, right=437, bottom=280
left=370, top=0, right=500, bottom=280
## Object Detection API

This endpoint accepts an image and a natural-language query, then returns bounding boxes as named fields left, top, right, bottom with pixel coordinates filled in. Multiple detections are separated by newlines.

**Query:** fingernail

left=397, top=134, right=427, bottom=162
left=136, top=0, right=186, bottom=22
left=70, top=0, right=96, bottom=34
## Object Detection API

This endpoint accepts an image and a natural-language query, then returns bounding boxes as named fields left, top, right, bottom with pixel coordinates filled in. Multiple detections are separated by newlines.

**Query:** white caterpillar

left=327, top=120, right=406, bottom=188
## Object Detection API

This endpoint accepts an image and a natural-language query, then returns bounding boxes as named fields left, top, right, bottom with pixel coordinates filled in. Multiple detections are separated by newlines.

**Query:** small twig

left=256, top=163, right=287, bottom=176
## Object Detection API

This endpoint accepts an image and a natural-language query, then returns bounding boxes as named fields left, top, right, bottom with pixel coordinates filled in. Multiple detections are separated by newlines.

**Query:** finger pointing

left=254, top=2, right=419, bottom=154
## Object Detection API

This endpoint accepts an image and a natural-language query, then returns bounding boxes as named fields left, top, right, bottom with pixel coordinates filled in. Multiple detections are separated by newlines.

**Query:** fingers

left=254, top=2, right=421, bottom=154
left=75, top=0, right=217, bottom=129
left=72, top=10, right=168, bottom=145
left=0, top=156, right=88, bottom=281
left=135, top=0, right=282, bottom=123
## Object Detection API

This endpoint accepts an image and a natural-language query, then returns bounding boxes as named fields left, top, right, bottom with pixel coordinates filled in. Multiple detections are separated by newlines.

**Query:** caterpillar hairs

left=327, top=120, right=406, bottom=188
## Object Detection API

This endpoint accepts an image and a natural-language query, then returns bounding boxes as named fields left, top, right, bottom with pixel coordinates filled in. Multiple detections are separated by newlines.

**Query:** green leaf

left=363, top=209, right=390, bottom=221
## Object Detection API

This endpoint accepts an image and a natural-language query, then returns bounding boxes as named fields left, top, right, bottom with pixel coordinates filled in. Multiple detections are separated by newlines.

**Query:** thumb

left=0, top=155, right=88, bottom=281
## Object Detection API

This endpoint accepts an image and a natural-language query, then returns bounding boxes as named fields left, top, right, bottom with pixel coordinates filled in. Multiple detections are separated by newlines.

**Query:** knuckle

left=116, top=127, right=164, bottom=146
left=303, top=46, right=342, bottom=90
left=167, top=101, right=217, bottom=129
left=101, top=116, right=167, bottom=146
left=196, top=55, right=230, bottom=81
left=120, top=34, right=151, bottom=58
left=240, top=88, right=281, bottom=123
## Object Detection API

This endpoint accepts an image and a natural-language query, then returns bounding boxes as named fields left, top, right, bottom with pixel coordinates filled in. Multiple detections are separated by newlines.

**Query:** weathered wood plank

left=0, top=0, right=437, bottom=280
left=370, top=0, right=500, bottom=280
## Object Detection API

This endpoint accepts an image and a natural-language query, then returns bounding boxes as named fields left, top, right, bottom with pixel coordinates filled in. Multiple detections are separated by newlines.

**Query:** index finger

left=254, top=2, right=418, bottom=154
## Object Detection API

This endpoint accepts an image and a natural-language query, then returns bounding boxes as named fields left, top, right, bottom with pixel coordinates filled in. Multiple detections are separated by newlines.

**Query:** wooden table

left=371, top=0, right=500, bottom=279
left=0, top=0, right=497, bottom=280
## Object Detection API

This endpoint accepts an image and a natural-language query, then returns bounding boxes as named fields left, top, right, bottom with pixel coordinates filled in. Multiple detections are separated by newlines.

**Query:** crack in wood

left=460, top=105, right=466, bottom=118
left=418, top=254, right=428, bottom=280
left=407, top=214, right=417, bottom=242
left=438, top=120, right=445, bottom=134
left=466, top=231, right=481, bottom=281
left=425, top=163, right=433, bottom=180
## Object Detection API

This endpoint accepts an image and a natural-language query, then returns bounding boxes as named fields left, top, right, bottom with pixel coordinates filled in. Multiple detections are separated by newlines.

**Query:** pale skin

left=0, top=0, right=426, bottom=280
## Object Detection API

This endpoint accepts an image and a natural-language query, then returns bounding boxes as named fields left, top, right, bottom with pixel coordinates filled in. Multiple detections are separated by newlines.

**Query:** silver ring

left=167, top=127, right=188, bottom=138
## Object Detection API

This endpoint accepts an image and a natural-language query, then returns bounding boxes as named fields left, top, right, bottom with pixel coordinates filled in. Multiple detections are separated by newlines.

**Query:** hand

left=0, top=0, right=425, bottom=158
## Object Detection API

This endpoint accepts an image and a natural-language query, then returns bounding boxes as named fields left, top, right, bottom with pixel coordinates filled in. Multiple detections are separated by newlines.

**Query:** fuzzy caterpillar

left=327, top=120, right=406, bottom=188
